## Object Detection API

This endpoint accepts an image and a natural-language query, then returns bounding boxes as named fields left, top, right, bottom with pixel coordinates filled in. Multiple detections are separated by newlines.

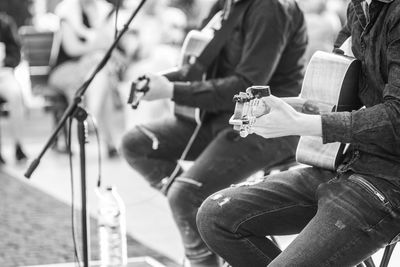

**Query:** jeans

left=120, top=116, right=298, bottom=266
left=197, top=167, right=400, bottom=267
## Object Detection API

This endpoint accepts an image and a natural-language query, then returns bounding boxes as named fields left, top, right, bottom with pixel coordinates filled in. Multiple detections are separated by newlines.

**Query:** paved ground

left=1, top=105, right=400, bottom=267
left=1, top=107, right=183, bottom=266
left=0, top=169, right=176, bottom=267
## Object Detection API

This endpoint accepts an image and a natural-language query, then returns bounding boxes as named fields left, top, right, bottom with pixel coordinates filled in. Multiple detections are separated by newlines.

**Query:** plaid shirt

left=321, top=0, right=400, bottom=181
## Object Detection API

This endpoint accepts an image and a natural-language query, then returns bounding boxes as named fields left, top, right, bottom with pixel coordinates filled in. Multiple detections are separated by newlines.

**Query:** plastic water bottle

left=97, top=186, right=128, bottom=267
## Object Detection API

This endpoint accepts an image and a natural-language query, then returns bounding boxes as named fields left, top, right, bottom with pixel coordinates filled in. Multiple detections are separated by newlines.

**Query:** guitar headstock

left=127, top=75, right=150, bottom=109
left=229, top=86, right=271, bottom=137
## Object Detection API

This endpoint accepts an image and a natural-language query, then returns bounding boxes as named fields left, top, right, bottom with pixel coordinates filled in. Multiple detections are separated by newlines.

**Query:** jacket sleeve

left=321, top=17, right=400, bottom=153
left=172, top=0, right=294, bottom=112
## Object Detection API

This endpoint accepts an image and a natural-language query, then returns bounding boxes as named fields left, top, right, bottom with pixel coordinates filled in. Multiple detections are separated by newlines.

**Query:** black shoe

left=107, top=146, right=119, bottom=159
left=15, top=144, right=27, bottom=161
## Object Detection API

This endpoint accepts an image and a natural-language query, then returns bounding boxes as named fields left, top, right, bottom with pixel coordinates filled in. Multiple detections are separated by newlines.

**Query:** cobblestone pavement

left=0, top=108, right=182, bottom=267
left=0, top=169, right=179, bottom=267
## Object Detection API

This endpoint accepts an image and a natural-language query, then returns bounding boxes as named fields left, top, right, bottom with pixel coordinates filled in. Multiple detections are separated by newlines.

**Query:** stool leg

left=363, top=257, right=376, bottom=267
left=380, top=243, right=396, bottom=267
left=0, top=116, right=3, bottom=164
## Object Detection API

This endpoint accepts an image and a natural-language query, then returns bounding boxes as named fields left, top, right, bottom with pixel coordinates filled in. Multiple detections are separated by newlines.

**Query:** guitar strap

left=185, top=0, right=252, bottom=80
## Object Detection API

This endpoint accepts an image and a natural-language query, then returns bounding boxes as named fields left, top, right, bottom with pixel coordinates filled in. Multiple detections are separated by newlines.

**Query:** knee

left=196, top=190, right=232, bottom=245
left=119, top=127, right=152, bottom=162
left=167, top=180, right=203, bottom=217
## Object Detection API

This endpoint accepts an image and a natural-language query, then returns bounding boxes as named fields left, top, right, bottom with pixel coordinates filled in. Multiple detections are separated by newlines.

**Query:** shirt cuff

left=172, top=81, right=192, bottom=104
left=321, top=112, right=352, bottom=144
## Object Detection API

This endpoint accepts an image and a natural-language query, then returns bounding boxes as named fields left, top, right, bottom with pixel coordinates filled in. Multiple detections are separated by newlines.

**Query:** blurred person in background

left=120, top=0, right=308, bottom=266
left=120, top=0, right=188, bottom=128
left=170, top=0, right=215, bottom=30
left=298, top=0, right=342, bottom=62
left=48, top=0, right=124, bottom=158
left=327, top=0, right=351, bottom=26
left=0, top=12, right=28, bottom=163
left=0, top=0, right=33, bottom=28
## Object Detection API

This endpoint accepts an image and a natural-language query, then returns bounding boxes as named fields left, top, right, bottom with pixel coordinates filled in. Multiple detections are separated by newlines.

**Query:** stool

left=42, top=87, right=69, bottom=152
left=357, top=242, right=397, bottom=267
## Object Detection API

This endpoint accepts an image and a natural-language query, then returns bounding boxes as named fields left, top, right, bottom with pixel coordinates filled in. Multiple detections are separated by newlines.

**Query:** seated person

left=48, top=0, right=122, bottom=158
left=197, top=0, right=400, bottom=266
left=120, top=0, right=307, bottom=266
left=0, top=12, right=28, bottom=163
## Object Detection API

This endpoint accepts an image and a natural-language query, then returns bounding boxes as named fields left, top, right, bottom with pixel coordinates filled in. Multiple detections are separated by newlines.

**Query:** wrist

left=296, top=114, right=322, bottom=137
left=165, top=81, right=174, bottom=99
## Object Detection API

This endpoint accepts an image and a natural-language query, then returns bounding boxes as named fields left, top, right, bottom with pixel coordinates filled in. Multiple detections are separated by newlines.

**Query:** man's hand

left=141, top=73, right=174, bottom=101
left=251, top=95, right=322, bottom=139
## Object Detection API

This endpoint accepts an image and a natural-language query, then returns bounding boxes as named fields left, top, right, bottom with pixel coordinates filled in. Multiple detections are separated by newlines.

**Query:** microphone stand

left=24, top=1, right=147, bottom=266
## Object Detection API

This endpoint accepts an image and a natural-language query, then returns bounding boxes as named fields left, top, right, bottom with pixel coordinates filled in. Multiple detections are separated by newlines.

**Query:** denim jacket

left=321, top=0, right=400, bottom=182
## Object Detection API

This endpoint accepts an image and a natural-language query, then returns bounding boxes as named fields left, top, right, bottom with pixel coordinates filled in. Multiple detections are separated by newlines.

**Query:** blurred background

left=6, top=1, right=399, bottom=267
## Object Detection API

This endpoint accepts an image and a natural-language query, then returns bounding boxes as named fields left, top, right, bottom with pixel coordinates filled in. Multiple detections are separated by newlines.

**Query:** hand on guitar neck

left=138, top=73, right=174, bottom=101
left=230, top=51, right=361, bottom=170
left=229, top=85, right=322, bottom=139
left=127, top=73, right=174, bottom=109
left=251, top=95, right=323, bottom=139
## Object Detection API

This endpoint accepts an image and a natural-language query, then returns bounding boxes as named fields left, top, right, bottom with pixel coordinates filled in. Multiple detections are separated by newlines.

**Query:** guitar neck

left=281, top=97, right=335, bottom=115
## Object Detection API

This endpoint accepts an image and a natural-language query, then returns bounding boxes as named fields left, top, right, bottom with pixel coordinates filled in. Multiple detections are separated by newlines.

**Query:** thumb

left=260, top=95, right=283, bottom=109
left=252, top=95, right=282, bottom=117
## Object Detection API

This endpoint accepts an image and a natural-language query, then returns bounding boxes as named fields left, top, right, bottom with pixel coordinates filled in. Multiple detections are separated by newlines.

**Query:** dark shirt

left=0, top=12, right=21, bottom=68
left=321, top=0, right=400, bottom=181
left=171, top=0, right=307, bottom=119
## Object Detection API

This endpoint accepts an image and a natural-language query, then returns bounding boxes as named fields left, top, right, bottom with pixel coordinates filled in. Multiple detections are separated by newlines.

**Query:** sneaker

left=107, top=146, right=119, bottom=159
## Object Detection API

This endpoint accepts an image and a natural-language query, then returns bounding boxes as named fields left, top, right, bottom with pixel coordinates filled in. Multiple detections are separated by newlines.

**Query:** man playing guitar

left=197, top=0, right=400, bottom=266
left=120, top=0, right=307, bottom=266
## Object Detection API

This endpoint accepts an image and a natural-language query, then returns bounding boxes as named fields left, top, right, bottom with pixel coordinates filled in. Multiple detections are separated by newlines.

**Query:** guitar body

left=173, top=12, right=222, bottom=124
left=295, top=51, right=362, bottom=170
left=173, top=30, right=212, bottom=123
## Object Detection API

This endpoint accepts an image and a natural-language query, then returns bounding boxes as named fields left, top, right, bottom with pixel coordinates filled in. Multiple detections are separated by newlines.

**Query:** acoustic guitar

left=164, top=11, right=223, bottom=124
left=230, top=51, right=362, bottom=170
